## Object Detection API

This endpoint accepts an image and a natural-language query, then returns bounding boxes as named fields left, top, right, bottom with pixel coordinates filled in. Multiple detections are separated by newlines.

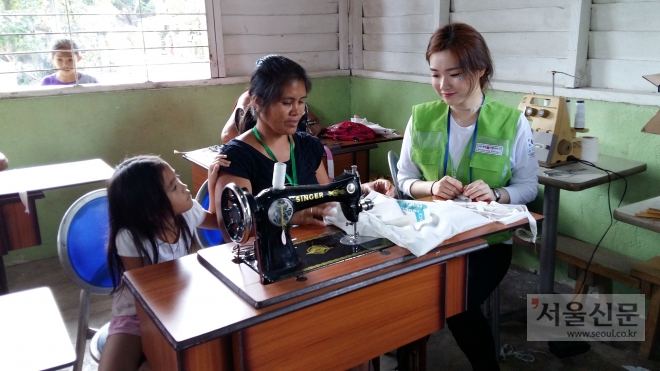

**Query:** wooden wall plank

left=363, top=33, right=431, bottom=53
left=363, top=0, right=432, bottom=17
left=451, top=7, right=570, bottom=32
left=593, top=0, right=654, bottom=4
left=589, top=32, right=660, bottom=61
left=591, top=3, right=660, bottom=31
left=492, top=55, right=567, bottom=85
left=433, top=0, right=451, bottom=29
left=224, top=34, right=338, bottom=55
left=363, top=51, right=429, bottom=75
left=339, top=0, right=349, bottom=69
left=225, top=51, right=339, bottom=76
left=349, top=0, right=363, bottom=69
left=220, top=0, right=338, bottom=15
left=483, top=32, right=568, bottom=58
left=363, top=14, right=434, bottom=34
left=222, top=15, right=338, bottom=35
left=453, top=0, right=569, bottom=12
left=589, top=59, right=660, bottom=91
left=206, top=0, right=225, bottom=78
left=565, top=0, right=591, bottom=88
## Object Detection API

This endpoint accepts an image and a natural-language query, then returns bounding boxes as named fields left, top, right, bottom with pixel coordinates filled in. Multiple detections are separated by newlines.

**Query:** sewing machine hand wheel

left=220, top=183, right=254, bottom=244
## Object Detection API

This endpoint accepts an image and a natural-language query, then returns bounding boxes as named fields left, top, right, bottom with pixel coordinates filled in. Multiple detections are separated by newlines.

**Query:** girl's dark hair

left=106, top=155, right=193, bottom=293
left=426, top=23, right=493, bottom=92
left=237, top=55, right=312, bottom=133
left=52, top=39, right=80, bottom=56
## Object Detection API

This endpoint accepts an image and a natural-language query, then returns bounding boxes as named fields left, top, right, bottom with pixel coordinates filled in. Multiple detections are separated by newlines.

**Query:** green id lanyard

left=252, top=126, right=298, bottom=186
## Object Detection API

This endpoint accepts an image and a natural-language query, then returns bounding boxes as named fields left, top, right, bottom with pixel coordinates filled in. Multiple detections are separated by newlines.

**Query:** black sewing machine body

left=221, top=169, right=370, bottom=284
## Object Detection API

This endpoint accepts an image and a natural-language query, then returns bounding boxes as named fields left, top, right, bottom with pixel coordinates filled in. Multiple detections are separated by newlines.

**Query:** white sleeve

left=183, top=200, right=206, bottom=231
left=502, top=113, right=540, bottom=205
left=397, top=116, right=424, bottom=198
left=116, top=229, right=140, bottom=257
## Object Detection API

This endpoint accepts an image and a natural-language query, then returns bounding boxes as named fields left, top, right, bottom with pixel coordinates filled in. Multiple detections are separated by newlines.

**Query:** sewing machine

left=518, top=94, right=588, bottom=167
left=220, top=166, right=374, bottom=284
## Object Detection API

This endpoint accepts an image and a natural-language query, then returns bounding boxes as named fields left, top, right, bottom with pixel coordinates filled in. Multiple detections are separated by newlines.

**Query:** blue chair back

left=58, top=189, right=113, bottom=295
left=195, top=180, right=223, bottom=247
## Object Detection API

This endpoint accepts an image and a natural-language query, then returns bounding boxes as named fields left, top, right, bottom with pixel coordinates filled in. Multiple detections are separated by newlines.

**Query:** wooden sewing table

left=125, top=201, right=542, bottom=371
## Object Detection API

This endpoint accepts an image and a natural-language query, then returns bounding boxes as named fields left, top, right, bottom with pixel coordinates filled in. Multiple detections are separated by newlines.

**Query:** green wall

left=0, top=77, right=350, bottom=265
left=350, top=76, right=660, bottom=289
left=3, top=75, right=660, bottom=293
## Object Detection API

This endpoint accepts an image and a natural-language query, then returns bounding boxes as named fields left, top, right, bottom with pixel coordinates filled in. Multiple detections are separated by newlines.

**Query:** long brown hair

left=426, top=23, right=493, bottom=92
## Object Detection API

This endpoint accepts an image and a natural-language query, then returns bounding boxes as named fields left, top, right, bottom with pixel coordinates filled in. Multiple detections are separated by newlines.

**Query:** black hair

left=237, top=55, right=312, bottom=134
left=106, top=155, right=193, bottom=293
left=51, top=39, right=80, bottom=56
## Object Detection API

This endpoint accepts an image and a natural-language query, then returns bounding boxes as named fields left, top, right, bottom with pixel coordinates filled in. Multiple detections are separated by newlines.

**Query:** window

left=0, top=0, right=214, bottom=88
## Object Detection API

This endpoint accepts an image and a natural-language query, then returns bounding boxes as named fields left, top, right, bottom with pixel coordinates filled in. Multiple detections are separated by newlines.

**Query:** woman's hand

left=432, top=176, right=463, bottom=199
left=361, top=179, right=395, bottom=197
left=203, top=153, right=231, bottom=226
left=463, top=179, right=495, bottom=202
left=207, top=154, right=230, bottom=190
left=289, top=202, right=336, bottom=227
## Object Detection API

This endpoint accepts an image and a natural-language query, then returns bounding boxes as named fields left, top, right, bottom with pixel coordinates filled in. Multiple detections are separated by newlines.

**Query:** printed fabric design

left=321, top=121, right=376, bottom=141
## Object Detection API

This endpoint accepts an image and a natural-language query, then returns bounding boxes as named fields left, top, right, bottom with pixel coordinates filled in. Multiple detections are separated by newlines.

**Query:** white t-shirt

left=111, top=200, right=206, bottom=317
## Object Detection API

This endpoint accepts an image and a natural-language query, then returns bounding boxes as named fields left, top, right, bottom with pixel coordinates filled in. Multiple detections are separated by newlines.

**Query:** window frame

left=0, top=0, right=224, bottom=92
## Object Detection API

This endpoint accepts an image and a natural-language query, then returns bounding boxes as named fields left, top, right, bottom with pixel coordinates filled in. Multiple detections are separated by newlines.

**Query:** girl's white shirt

left=112, top=200, right=206, bottom=317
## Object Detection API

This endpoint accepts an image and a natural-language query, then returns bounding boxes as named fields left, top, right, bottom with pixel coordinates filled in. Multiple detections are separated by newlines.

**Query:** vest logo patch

left=527, top=138, right=536, bottom=158
left=475, top=143, right=503, bottom=156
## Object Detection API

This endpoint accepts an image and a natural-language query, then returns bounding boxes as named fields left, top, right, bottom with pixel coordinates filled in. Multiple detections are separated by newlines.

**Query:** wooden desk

left=616, top=197, right=660, bottom=357
left=125, top=207, right=541, bottom=371
left=0, top=287, right=75, bottom=370
left=613, top=196, right=660, bottom=233
left=183, top=134, right=403, bottom=194
left=0, top=159, right=114, bottom=294
left=536, top=154, right=647, bottom=294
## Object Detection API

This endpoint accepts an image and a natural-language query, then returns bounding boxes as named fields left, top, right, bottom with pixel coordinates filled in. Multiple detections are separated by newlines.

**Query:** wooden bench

left=514, top=233, right=641, bottom=294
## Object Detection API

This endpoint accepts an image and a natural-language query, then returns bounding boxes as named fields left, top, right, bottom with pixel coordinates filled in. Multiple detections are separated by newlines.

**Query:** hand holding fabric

left=362, top=179, right=395, bottom=197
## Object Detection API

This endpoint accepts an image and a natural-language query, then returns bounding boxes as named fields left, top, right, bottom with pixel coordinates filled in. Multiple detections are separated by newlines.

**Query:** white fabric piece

left=18, top=190, right=29, bottom=213
left=325, top=191, right=492, bottom=257
left=440, top=199, right=537, bottom=242
left=350, top=116, right=396, bottom=135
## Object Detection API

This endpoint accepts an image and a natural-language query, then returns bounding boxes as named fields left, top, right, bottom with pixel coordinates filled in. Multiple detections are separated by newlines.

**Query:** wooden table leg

left=641, top=284, right=660, bottom=358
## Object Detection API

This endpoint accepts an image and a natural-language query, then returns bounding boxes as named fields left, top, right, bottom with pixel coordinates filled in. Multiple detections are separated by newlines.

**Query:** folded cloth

left=439, top=199, right=538, bottom=243
left=325, top=192, right=492, bottom=257
left=350, top=116, right=396, bottom=135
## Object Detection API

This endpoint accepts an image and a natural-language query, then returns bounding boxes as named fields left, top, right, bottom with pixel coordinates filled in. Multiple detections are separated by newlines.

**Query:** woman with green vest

left=397, top=23, right=539, bottom=370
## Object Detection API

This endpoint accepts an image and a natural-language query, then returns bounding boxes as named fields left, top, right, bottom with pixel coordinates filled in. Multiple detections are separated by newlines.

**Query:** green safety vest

left=411, top=97, right=519, bottom=245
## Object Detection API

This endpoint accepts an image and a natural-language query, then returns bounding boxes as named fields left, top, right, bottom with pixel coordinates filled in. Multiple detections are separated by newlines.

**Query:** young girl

left=99, top=154, right=228, bottom=371
left=40, top=39, right=99, bottom=85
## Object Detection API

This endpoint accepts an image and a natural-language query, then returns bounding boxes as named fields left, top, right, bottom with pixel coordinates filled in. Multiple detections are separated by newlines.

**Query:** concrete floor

left=5, top=256, right=660, bottom=371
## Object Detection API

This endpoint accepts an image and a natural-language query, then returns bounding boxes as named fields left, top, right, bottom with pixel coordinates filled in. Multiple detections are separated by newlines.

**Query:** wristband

left=430, top=180, right=439, bottom=196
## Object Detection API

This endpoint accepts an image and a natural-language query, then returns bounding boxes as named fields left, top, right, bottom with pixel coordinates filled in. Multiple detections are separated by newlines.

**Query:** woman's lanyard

left=442, top=95, right=485, bottom=183
left=252, top=126, right=298, bottom=186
